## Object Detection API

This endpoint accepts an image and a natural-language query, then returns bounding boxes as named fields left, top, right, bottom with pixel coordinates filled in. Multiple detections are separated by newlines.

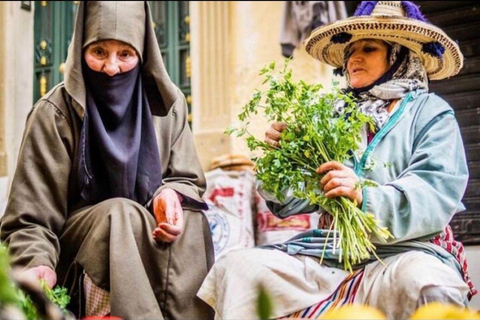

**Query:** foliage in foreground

left=0, top=244, right=70, bottom=320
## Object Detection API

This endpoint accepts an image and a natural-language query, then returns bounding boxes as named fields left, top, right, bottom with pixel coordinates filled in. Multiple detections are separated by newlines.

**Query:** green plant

left=18, top=280, right=71, bottom=320
left=226, top=60, right=393, bottom=271
left=0, top=245, right=21, bottom=307
left=0, top=244, right=71, bottom=320
left=42, top=281, right=70, bottom=312
left=256, top=284, right=273, bottom=320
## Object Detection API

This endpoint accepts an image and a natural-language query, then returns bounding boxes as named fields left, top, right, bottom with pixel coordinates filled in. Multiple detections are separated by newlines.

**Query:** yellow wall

left=190, top=1, right=344, bottom=171
left=0, top=2, right=5, bottom=177
left=226, top=1, right=339, bottom=163
left=0, top=2, right=35, bottom=217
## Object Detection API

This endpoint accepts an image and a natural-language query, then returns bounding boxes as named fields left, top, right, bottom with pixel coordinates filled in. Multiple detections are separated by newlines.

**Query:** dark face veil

left=67, top=2, right=176, bottom=206
left=64, top=1, right=179, bottom=116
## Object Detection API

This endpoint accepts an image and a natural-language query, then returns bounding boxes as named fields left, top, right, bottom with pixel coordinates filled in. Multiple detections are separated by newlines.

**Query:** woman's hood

left=64, top=1, right=178, bottom=117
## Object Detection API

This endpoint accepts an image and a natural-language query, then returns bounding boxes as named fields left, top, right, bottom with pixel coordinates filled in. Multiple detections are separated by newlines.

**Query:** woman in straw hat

left=197, top=1, right=476, bottom=319
left=1, top=2, right=214, bottom=319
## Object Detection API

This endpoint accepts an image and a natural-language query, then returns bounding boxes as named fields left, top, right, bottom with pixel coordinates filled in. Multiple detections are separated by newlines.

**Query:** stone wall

left=0, top=2, right=34, bottom=217
left=191, top=1, right=341, bottom=171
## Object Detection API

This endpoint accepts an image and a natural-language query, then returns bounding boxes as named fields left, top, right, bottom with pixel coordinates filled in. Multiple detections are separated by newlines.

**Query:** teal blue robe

left=259, top=91, right=468, bottom=278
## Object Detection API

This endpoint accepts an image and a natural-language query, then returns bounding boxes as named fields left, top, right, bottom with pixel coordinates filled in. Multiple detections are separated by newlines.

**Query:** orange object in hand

left=154, top=195, right=169, bottom=225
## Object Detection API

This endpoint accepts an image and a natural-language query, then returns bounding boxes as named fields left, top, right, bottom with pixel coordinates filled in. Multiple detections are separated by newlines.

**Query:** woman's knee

left=417, top=285, right=467, bottom=307
left=388, top=252, right=444, bottom=285
left=215, top=248, right=287, bottom=279
left=217, top=249, right=253, bottom=267
left=214, top=249, right=260, bottom=274
left=383, top=252, right=467, bottom=302
left=92, top=197, right=154, bottom=229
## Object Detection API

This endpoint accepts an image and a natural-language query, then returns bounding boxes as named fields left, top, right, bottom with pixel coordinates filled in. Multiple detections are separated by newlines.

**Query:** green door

left=33, top=1, right=78, bottom=104
left=34, top=1, right=192, bottom=125
left=150, top=1, right=192, bottom=124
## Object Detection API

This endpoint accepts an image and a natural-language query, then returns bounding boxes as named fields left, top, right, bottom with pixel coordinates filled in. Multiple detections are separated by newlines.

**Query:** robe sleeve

left=363, top=109, right=469, bottom=244
left=1, top=100, right=73, bottom=270
left=257, top=181, right=320, bottom=219
left=147, top=95, right=208, bottom=211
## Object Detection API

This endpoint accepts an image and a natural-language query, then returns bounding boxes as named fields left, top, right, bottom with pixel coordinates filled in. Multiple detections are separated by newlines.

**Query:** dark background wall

left=344, top=1, right=480, bottom=244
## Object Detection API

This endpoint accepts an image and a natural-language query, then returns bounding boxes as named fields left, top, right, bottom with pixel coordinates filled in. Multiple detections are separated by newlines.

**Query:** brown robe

left=0, top=2, right=214, bottom=319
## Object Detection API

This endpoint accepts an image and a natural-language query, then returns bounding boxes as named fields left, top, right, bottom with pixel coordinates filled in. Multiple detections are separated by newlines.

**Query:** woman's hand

left=24, top=266, right=57, bottom=289
left=316, top=161, right=363, bottom=207
left=152, top=188, right=184, bottom=243
left=264, top=122, right=287, bottom=147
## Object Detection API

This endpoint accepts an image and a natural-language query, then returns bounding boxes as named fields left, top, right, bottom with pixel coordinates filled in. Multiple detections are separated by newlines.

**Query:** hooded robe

left=0, top=2, right=214, bottom=319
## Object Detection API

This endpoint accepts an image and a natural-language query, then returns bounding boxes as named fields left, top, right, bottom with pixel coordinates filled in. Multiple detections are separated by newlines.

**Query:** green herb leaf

left=226, top=59, right=393, bottom=271
left=0, top=244, right=71, bottom=320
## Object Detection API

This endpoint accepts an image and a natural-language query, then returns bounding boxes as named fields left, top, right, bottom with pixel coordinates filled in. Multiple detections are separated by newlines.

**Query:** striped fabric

left=278, top=223, right=477, bottom=320
left=280, top=269, right=365, bottom=319
left=318, top=213, right=477, bottom=300
left=430, top=225, right=478, bottom=299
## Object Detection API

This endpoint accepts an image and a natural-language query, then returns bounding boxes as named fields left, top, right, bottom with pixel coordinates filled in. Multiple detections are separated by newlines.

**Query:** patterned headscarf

left=337, top=40, right=429, bottom=130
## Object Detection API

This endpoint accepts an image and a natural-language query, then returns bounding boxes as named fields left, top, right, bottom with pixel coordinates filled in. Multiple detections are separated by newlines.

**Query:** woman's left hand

left=316, top=161, right=363, bottom=207
left=152, top=188, right=184, bottom=243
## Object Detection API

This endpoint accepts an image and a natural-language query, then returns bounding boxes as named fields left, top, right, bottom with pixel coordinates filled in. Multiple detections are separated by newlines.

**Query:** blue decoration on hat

left=354, top=1, right=428, bottom=22
left=401, top=1, right=427, bottom=21
left=422, top=41, right=445, bottom=58
left=354, top=1, right=441, bottom=57
left=331, top=32, right=352, bottom=44
left=354, top=1, right=378, bottom=16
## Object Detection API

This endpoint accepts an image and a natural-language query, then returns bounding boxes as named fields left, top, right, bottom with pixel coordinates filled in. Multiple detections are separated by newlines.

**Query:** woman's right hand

left=264, top=122, right=287, bottom=147
left=152, top=188, right=184, bottom=243
left=24, top=265, right=57, bottom=288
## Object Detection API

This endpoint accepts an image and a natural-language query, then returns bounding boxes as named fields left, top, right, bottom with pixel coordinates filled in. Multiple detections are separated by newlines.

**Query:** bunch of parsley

left=18, top=280, right=71, bottom=320
left=0, top=244, right=71, bottom=320
left=226, top=61, right=393, bottom=271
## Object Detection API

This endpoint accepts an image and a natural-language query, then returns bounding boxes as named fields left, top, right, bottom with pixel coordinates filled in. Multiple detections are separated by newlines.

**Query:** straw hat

left=209, top=154, right=255, bottom=172
left=305, top=1, right=463, bottom=80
